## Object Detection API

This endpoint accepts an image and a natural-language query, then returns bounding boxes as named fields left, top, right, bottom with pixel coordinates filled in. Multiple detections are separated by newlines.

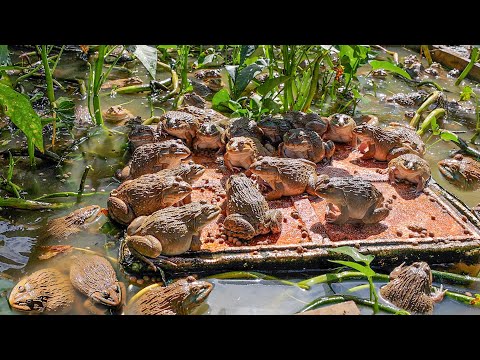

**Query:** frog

left=103, top=105, right=134, bottom=125
left=324, top=113, right=357, bottom=147
left=128, top=123, right=163, bottom=150
left=223, top=173, right=283, bottom=240
left=258, top=115, right=293, bottom=146
left=314, top=175, right=390, bottom=225
left=385, top=153, right=431, bottom=192
left=193, top=121, right=225, bottom=154
left=101, top=76, right=143, bottom=90
left=353, top=123, right=425, bottom=161
left=124, top=201, right=221, bottom=270
left=69, top=254, right=126, bottom=314
left=125, top=276, right=213, bottom=315
left=222, top=117, right=265, bottom=142
left=403, top=55, right=424, bottom=79
left=8, top=268, right=75, bottom=313
left=437, top=154, right=480, bottom=190
left=178, top=106, right=229, bottom=126
left=45, top=205, right=103, bottom=240
left=282, top=111, right=329, bottom=137
left=249, top=156, right=318, bottom=200
left=380, top=262, right=446, bottom=314
left=157, top=111, right=199, bottom=148
left=107, top=175, right=192, bottom=225
left=385, top=90, right=429, bottom=107
left=278, top=128, right=335, bottom=164
left=193, top=69, right=223, bottom=91
left=223, top=136, right=272, bottom=173
left=183, top=92, right=207, bottom=109
left=117, top=140, right=191, bottom=180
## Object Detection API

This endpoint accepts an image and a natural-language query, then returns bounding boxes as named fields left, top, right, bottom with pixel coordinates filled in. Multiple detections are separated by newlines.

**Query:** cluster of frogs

left=7, top=67, right=475, bottom=315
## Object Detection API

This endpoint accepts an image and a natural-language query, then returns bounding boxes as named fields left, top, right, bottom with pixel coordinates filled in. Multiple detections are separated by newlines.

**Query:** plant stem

left=40, top=45, right=57, bottom=147
left=0, top=198, right=73, bottom=210
left=92, top=45, right=106, bottom=126
left=298, top=294, right=410, bottom=315
left=205, top=271, right=309, bottom=290
left=431, top=269, right=480, bottom=285
left=77, top=165, right=93, bottom=203
left=409, top=91, right=443, bottom=128
left=34, top=191, right=100, bottom=201
left=297, top=271, right=389, bottom=288
left=417, top=108, right=446, bottom=136
left=455, top=47, right=479, bottom=86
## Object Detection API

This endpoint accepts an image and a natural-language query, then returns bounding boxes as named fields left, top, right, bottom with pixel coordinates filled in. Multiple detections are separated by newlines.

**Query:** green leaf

left=440, top=130, right=459, bottom=143
left=212, top=88, right=231, bottom=109
left=54, top=96, right=75, bottom=122
left=233, top=63, right=265, bottom=98
left=329, top=260, right=376, bottom=277
left=0, top=83, right=44, bottom=152
left=261, top=98, right=281, bottom=113
left=240, top=45, right=257, bottom=66
left=370, top=60, right=412, bottom=80
left=460, top=86, right=473, bottom=101
left=256, top=75, right=290, bottom=96
left=133, top=45, right=157, bottom=79
left=0, top=45, right=11, bottom=67
left=156, top=45, right=177, bottom=49
left=328, top=246, right=375, bottom=265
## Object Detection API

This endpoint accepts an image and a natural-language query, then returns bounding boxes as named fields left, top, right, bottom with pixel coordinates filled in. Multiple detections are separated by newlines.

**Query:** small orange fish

left=334, top=65, right=344, bottom=82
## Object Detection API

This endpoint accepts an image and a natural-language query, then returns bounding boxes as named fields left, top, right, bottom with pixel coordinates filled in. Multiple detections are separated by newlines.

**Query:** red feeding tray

left=119, top=145, right=480, bottom=276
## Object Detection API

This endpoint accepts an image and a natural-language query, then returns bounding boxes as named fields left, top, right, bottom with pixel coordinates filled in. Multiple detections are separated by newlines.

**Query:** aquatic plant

left=0, top=152, right=21, bottom=198
left=455, top=47, right=479, bottom=86
left=459, top=85, right=480, bottom=144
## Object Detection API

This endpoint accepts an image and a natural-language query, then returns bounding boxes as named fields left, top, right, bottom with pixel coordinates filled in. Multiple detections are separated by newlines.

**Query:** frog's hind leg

left=362, top=204, right=390, bottom=224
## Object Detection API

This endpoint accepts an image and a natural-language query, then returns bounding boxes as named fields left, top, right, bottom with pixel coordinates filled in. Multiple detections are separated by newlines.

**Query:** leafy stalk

left=455, top=47, right=479, bottom=86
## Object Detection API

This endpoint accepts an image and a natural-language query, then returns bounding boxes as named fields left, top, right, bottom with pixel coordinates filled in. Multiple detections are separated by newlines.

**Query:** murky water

left=1, top=46, right=480, bottom=315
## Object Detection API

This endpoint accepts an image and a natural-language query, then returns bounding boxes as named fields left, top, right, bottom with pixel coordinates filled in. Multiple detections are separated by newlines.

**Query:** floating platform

left=119, top=145, right=480, bottom=277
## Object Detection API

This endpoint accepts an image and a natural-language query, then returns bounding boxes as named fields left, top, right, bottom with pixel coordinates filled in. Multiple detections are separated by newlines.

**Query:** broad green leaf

left=240, top=45, right=257, bottom=66
left=212, top=88, right=231, bottom=108
left=256, top=75, right=290, bottom=96
left=329, top=260, right=376, bottom=277
left=440, top=130, right=459, bottom=142
left=225, top=65, right=238, bottom=83
left=328, top=246, right=374, bottom=265
left=370, top=60, right=412, bottom=80
left=262, top=98, right=281, bottom=113
left=0, top=45, right=11, bottom=67
left=54, top=96, right=75, bottom=122
left=339, top=45, right=355, bottom=68
left=233, top=63, right=264, bottom=98
left=0, top=83, right=44, bottom=152
left=133, top=45, right=157, bottom=79
left=460, top=86, right=473, bottom=101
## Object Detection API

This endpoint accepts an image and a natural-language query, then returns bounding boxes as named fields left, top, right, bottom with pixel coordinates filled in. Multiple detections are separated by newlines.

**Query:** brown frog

left=9, top=268, right=75, bottom=313
left=118, top=140, right=191, bottom=180
left=103, top=105, right=133, bottom=125
left=183, top=92, right=207, bottom=109
left=69, top=254, right=126, bottom=314
left=158, top=111, right=199, bottom=148
left=249, top=156, right=318, bottom=200
left=179, top=106, right=229, bottom=126
left=125, top=276, right=213, bottom=315
left=324, top=113, right=357, bottom=146
left=380, top=262, right=446, bottom=314
left=223, top=173, right=283, bottom=240
left=385, top=153, right=431, bottom=192
left=101, top=76, right=143, bottom=90
left=107, top=175, right=192, bottom=225
left=193, top=69, right=223, bottom=92
left=125, top=201, right=221, bottom=270
left=223, top=117, right=264, bottom=142
left=314, top=175, right=390, bottom=225
left=283, top=111, right=329, bottom=137
left=278, top=128, right=335, bottom=164
left=193, top=121, right=225, bottom=154
left=128, top=124, right=162, bottom=150
left=353, top=123, right=425, bottom=161
left=45, top=205, right=103, bottom=240
left=258, top=115, right=293, bottom=146
left=385, top=91, right=429, bottom=107
left=224, top=136, right=272, bottom=173
left=437, top=154, right=480, bottom=190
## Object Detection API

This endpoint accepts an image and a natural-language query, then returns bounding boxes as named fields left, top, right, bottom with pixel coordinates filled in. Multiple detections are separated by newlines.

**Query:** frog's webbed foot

left=363, top=207, right=390, bottom=224
left=83, top=299, right=108, bottom=315
left=431, top=285, right=447, bottom=303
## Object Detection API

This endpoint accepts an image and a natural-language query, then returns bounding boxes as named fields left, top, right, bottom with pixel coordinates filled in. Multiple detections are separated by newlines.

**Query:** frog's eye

left=26, top=299, right=33, bottom=307
left=115, top=286, right=120, bottom=293
left=188, top=160, right=194, bottom=165
left=199, top=200, right=207, bottom=205
left=261, top=160, right=268, bottom=166
left=186, top=276, right=196, bottom=283
left=238, top=141, right=244, bottom=146
left=102, top=290, right=110, bottom=298
left=17, top=286, right=25, bottom=293
left=175, top=176, right=183, bottom=182
left=170, top=144, right=177, bottom=149
left=453, top=154, right=463, bottom=161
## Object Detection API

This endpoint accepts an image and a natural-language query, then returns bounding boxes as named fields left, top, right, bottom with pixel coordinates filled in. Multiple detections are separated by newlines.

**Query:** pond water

left=1, top=45, right=479, bottom=315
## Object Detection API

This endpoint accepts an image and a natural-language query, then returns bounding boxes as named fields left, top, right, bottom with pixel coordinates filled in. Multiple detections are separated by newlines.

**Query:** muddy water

left=1, top=46, right=480, bottom=315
